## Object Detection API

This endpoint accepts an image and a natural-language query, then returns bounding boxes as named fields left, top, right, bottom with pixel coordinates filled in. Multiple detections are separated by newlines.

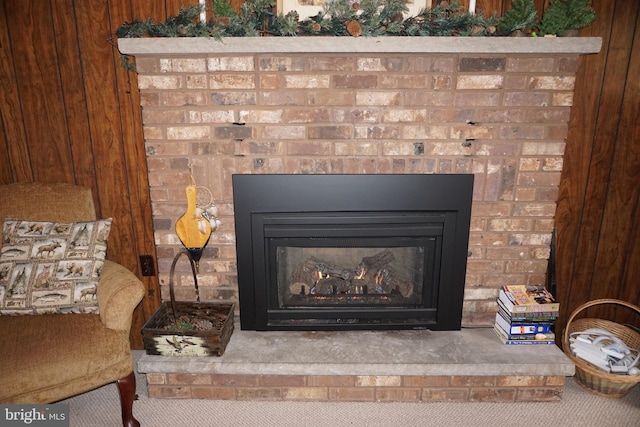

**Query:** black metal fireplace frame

left=233, top=174, right=474, bottom=331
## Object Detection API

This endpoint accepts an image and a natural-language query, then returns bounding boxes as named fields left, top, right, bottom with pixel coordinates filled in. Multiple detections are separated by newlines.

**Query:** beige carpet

left=61, top=351, right=640, bottom=427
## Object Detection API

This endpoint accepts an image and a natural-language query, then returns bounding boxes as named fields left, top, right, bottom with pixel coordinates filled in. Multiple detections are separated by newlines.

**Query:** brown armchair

left=0, top=182, right=145, bottom=427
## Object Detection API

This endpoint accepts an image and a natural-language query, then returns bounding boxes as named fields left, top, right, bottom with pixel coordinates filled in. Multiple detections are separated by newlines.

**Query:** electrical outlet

left=140, top=255, right=156, bottom=276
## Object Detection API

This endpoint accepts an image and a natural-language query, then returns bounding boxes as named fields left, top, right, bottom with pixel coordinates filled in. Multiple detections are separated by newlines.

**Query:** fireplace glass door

left=258, top=213, right=446, bottom=329
left=276, top=243, right=430, bottom=309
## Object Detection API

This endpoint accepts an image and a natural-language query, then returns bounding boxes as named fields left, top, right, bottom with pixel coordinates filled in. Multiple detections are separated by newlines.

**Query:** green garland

left=115, top=0, right=595, bottom=39
left=116, top=1, right=499, bottom=39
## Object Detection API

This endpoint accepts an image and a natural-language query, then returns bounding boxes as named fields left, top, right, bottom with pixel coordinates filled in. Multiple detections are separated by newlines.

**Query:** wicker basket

left=142, top=250, right=234, bottom=357
left=563, top=299, right=640, bottom=398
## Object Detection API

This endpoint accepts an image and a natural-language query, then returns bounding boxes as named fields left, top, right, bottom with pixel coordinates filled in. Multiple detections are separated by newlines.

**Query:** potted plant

left=539, top=0, right=595, bottom=36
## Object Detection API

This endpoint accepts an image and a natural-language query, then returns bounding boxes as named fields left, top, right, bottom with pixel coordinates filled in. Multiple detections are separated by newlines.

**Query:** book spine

left=495, top=311, right=553, bottom=335
left=494, top=320, right=554, bottom=339
left=510, top=304, right=560, bottom=313
left=501, top=332, right=556, bottom=341
left=498, top=300, right=558, bottom=323
left=507, top=314, right=558, bottom=321
left=497, top=300, right=558, bottom=320
left=502, top=339, right=555, bottom=345
left=493, top=326, right=555, bottom=345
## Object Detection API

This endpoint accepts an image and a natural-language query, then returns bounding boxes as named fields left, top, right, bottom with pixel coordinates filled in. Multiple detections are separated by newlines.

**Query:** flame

left=313, top=270, right=330, bottom=282
left=375, top=274, right=382, bottom=285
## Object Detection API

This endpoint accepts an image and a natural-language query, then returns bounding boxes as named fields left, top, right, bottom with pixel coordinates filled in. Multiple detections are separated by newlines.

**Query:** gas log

left=288, top=249, right=414, bottom=298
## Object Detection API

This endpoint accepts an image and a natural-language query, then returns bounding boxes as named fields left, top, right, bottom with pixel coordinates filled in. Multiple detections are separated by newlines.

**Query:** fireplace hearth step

left=138, top=327, right=575, bottom=402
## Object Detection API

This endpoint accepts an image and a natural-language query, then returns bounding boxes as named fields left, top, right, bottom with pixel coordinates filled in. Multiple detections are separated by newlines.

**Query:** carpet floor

left=61, top=351, right=640, bottom=427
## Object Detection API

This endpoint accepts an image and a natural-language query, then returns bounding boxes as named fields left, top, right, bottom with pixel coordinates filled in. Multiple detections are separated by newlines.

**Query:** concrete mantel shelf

left=118, top=36, right=602, bottom=55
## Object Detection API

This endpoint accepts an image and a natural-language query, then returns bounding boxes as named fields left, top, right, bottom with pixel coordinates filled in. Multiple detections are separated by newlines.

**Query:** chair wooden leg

left=116, top=371, right=140, bottom=427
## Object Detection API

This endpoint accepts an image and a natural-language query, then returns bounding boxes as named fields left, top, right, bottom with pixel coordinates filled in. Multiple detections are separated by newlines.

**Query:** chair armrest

left=97, top=260, right=145, bottom=331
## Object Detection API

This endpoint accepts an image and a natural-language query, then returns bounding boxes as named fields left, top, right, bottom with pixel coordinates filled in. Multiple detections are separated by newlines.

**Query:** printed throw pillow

left=0, top=218, right=111, bottom=315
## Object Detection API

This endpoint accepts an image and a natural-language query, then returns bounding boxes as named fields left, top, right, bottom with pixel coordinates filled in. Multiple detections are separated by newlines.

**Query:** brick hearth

left=138, top=327, right=575, bottom=402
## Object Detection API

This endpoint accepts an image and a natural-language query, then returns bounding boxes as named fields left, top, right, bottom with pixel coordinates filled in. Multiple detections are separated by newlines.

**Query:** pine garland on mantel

left=115, top=0, right=598, bottom=69
left=115, top=0, right=530, bottom=40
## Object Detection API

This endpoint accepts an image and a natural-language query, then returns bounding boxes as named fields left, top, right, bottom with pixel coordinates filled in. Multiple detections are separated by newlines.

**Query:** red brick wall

left=134, top=51, right=579, bottom=326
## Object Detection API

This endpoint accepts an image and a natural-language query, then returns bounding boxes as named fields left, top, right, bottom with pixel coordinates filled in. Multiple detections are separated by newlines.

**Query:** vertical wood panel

left=571, top=1, right=634, bottom=304
left=555, top=1, right=640, bottom=333
left=74, top=0, right=135, bottom=255
left=4, top=1, right=74, bottom=184
left=553, top=1, right=614, bottom=330
left=166, top=0, right=195, bottom=16
left=0, top=4, right=31, bottom=182
left=51, top=0, right=98, bottom=192
left=133, top=0, right=163, bottom=19
left=608, top=9, right=640, bottom=324
left=0, top=118, right=13, bottom=183
left=588, top=1, right=640, bottom=321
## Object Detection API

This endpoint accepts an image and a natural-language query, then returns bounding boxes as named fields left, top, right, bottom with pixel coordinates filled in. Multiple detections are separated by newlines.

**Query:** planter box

left=142, top=302, right=234, bottom=357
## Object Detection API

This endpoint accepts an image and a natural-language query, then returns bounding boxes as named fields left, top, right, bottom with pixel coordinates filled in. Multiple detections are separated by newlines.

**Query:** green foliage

left=404, top=3, right=498, bottom=37
left=116, top=18, right=153, bottom=38
left=115, top=0, right=593, bottom=39
left=272, top=12, right=300, bottom=36
left=117, top=1, right=498, bottom=38
left=539, top=0, right=595, bottom=35
left=119, top=54, right=137, bottom=71
left=223, top=0, right=277, bottom=36
left=166, top=320, right=194, bottom=331
left=115, top=5, right=226, bottom=38
left=212, top=0, right=237, bottom=18
left=497, top=0, right=538, bottom=36
left=313, top=0, right=405, bottom=37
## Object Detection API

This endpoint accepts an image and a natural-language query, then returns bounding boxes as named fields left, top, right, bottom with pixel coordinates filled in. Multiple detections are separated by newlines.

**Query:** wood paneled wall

left=553, top=0, right=640, bottom=334
left=1, top=0, right=638, bottom=349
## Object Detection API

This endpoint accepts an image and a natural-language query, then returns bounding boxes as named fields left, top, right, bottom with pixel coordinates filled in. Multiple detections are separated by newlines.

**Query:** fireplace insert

left=233, top=174, right=473, bottom=331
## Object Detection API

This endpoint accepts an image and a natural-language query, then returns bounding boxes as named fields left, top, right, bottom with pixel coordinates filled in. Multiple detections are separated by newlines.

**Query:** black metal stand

left=168, top=250, right=200, bottom=322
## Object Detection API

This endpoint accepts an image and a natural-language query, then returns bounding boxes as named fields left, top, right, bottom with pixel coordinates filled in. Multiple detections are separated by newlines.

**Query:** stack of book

left=493, top=285, right=560, bottom=345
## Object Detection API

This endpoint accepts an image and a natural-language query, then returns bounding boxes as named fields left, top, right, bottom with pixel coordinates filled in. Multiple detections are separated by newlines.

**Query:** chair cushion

left=0, top=313, right=132, bottom=403
left=0, top=218, right=111, bottom=315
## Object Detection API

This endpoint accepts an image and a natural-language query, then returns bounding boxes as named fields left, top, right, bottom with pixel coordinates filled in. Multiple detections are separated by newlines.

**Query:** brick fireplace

left=121, top=37, right=599, bottom=402
left=120, top=36, right=600, bottom=327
